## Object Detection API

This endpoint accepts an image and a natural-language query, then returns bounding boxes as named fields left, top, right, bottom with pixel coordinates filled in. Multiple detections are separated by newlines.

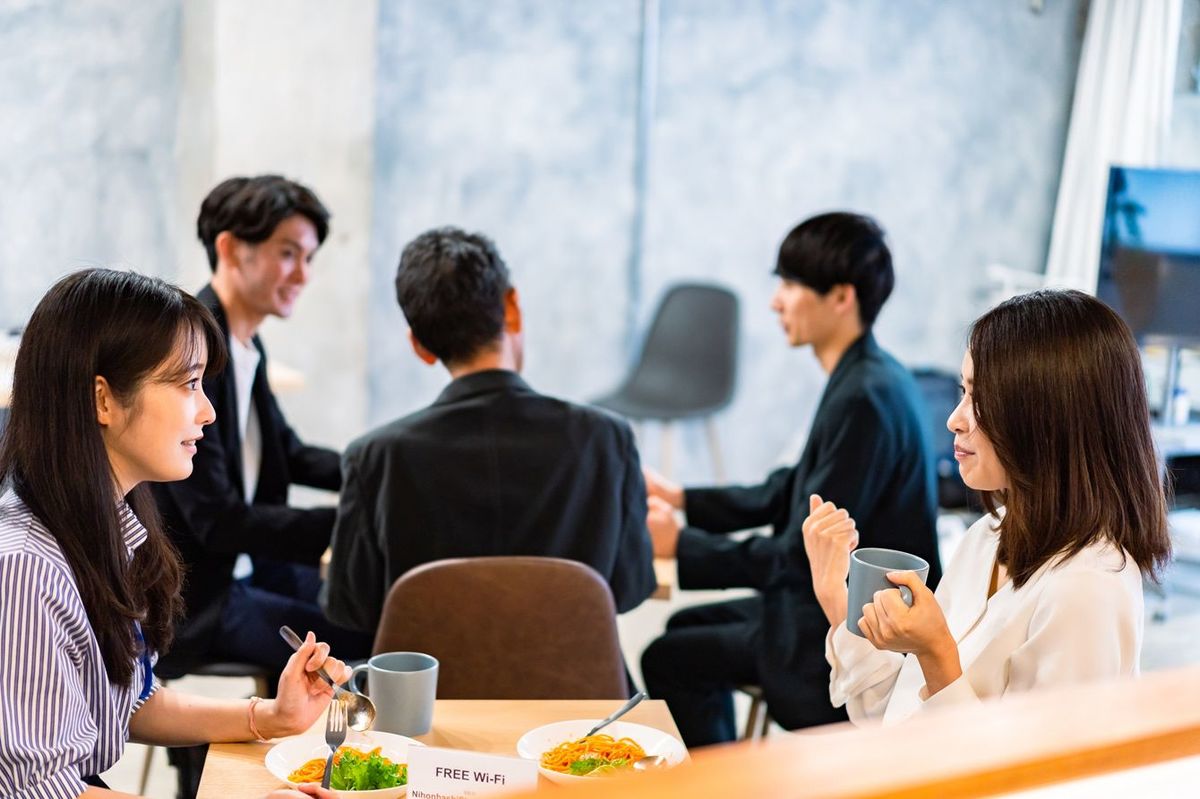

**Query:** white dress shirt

left=228, top=334, right=262, bottom=504
left=826, top=512, right=1144, bottom=725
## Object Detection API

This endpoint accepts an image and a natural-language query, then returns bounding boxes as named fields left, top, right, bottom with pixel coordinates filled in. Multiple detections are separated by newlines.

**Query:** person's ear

left=833, top=284, right=858, bottom=317
left=95, top=376, right=118, bottom=427
left=407, top=329, right=439, bottom=366
left=503, top=288, right=522, bottom=335
left=214, top=231, right=244, bottom=271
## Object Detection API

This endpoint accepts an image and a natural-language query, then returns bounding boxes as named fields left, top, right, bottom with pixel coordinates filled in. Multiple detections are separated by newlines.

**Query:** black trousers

left=640, top=596, right=762, bottom=748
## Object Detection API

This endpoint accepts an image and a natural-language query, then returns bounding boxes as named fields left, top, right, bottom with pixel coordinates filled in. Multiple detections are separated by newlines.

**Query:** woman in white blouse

left=803, top=289, right=1171, bottom=725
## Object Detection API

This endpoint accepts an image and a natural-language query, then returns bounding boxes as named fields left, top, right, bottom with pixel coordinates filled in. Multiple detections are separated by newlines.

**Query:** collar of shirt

left=116, top=500, right=148, bottom=558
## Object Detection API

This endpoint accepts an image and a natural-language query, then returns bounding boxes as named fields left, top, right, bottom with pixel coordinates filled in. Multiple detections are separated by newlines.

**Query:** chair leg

left=137, top=745, right=156, bottom=794
left=760, top=706, right=771, bottom=738
left=661, top=421, right=674, bottom=479
left=703, top=417, right=724, bottom=482
left=742, top=694, right=762, bottom=741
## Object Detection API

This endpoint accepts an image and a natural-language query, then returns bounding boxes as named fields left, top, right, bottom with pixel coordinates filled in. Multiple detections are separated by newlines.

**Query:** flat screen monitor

left=1097, top=166, right=1200, bottom=343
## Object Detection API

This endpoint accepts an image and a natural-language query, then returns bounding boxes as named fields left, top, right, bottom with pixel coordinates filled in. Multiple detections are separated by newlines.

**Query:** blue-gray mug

left=846, top=548, right=930, bottom=637
left=348, top=652, right=438, bottom=736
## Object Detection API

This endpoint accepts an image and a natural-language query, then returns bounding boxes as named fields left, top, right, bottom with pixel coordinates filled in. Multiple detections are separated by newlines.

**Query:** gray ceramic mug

left=348, top=652, right=439, bottom=736
left=846, top=548, right=931, bottom=637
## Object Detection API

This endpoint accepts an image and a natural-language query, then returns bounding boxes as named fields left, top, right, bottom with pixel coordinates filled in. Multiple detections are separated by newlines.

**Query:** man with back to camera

left=320, top=227, right=656, bottom=655
left=640, top=211, right=942, bottom=747
left=152, top=175, right=372, bottom=684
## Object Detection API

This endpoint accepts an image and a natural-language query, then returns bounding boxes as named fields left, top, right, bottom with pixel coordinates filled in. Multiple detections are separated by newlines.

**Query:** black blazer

left=676, top=333, right=942, bottom=729
left=320, top=369, right=656, bottom=634
left=152, top=285, right=341, bottom=676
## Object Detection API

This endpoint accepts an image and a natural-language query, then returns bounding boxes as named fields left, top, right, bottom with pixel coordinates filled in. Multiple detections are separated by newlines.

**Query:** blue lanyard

left=132, top=622, right=154, bottom=702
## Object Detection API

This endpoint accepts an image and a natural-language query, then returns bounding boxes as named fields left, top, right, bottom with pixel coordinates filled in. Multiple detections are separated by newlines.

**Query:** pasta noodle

left=540, top=734, right=647, bottom=777
left=288, top=746, right=392, bottom=784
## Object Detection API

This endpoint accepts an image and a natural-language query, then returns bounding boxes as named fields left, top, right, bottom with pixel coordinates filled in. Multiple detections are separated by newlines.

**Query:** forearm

left=814, top=583, right=848, bottom=629
left=916, top=639, right=964, bottom=697
left=129, top=687, right=300, bottom=746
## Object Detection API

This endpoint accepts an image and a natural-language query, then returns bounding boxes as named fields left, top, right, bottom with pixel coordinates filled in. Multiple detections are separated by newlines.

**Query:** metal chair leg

left=742, top=696, right=761, bottom=741
left=704, top=416, right=725, bottom=482
left=661, top=421, right=675, bottom=479
left=137, top=745, right=156, bottom=794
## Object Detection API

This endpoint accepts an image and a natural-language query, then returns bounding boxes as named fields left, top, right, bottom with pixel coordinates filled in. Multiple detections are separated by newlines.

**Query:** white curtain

left=1043, top=0, right=1182, bottom=292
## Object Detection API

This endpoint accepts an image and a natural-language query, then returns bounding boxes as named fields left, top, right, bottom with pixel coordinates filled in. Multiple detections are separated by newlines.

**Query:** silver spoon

left=631, top=755, right=667, bottom=772
left=279, top=625, right=376, bottom=731
left=584, top=691, right=648, bottom=738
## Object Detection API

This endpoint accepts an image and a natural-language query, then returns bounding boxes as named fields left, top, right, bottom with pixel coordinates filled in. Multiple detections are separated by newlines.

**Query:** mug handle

left=898, top=586, right=914, bottom=606
left=348, top=663, right=370, bottom=695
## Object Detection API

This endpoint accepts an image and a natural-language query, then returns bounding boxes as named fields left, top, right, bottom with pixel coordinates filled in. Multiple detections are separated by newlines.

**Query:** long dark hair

left=969, top=289, right=1170, bottom=587
left=0, top=269, right=226, bottom=685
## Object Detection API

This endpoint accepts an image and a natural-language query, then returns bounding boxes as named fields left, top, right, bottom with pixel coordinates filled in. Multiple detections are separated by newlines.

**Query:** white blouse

left=825, top=512, right=1144, bottom=725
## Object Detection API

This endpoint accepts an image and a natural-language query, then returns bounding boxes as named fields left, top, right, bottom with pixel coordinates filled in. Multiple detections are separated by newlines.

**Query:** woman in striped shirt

left=0, top=269, right=341, bottom=799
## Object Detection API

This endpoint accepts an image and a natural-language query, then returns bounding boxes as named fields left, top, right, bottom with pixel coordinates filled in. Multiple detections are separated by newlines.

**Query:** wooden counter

left=496, top=665, right=1200, bottom=798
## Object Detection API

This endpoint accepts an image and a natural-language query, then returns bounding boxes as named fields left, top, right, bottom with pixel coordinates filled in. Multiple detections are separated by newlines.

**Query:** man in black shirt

left=641, top=212, right=942, bottom=746
left=321, top=227, right=655, bottom=637
left=153, top=176, right=371, bottom=678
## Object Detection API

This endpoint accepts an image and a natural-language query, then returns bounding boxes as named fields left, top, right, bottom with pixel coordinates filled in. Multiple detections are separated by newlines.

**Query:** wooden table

left=196, top=699, right=682, bottom=798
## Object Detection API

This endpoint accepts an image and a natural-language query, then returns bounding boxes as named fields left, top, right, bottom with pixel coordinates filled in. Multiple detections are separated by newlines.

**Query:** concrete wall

left=367, top=0, right=1087, bottom=483
left=1, top=0, right=1097, bottom=483
left=0, top=0, right=182, bottom=327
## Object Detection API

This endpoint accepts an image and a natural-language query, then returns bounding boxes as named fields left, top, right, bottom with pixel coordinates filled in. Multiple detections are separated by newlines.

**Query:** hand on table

left=258, top=631, right=352, bottom=738
left=859, top=571, right=962, bottom=696
left=647, top=495, right=681, bottom=558
left=642, top=466, right=683, bottom=509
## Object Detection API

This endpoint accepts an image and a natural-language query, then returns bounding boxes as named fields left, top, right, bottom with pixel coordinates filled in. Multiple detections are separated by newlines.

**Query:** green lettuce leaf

left=329, top=748, right=408, bottom=790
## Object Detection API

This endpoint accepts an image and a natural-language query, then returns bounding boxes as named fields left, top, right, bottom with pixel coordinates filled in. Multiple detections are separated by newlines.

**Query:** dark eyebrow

left=280, top=238, right=308, bottom=251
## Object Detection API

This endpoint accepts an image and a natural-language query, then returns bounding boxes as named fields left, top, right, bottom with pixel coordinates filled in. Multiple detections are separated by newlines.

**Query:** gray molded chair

left=910, top=368, right=973, bottom=511
left=593, top=283, right=739, bottom=479
left=373, top=557, right=627, bottom=699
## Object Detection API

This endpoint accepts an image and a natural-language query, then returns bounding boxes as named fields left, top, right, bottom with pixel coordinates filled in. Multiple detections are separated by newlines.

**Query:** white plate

left=265, top=729, right=422, bottom=798
left=515, top=719, right=687, bottom=784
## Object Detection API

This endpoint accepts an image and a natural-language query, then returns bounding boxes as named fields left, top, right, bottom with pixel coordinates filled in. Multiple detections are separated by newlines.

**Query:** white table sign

left=407, top=746, right=539, bottom=797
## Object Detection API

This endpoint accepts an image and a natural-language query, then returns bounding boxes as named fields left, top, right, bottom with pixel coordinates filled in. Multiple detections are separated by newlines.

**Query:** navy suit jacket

left=321, top=370, right=656, bottom=635
left=677, top=333, right=941, bottom=728
left=152, top=285, right=341, bottom=676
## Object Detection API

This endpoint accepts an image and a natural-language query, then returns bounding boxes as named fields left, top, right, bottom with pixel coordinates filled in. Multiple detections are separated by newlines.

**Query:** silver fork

left=321, top=699, right=348, bottom=790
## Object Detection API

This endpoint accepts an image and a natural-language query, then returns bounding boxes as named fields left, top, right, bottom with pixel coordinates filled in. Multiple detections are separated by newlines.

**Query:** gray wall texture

left=1, top=0, right=1100, bottom=484
left=367, top=0, right=1086, bottom=483
left=0, top=0, right=182, bottom=327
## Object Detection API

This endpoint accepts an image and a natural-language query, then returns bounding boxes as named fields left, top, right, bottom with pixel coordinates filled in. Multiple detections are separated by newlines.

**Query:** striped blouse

left=0, top=490, right=160, bottom=799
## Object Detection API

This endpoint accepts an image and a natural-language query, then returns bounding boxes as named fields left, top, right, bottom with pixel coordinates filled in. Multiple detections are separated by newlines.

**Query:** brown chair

left=372, top=556, right=628, bottom=699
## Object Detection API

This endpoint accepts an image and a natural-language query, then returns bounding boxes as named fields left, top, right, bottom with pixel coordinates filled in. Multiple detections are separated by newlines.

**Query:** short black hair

left=395, top=227, right=512, bottom=365
left=196, top=175, right=330, bottom=270
left=775, top=212, right=895, bottom=327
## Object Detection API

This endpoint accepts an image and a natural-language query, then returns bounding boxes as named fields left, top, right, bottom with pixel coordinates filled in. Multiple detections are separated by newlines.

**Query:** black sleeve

left=263, top=390, right=342, bottom=491
left=677, top=395, right=895, bottom=593
left=159, top=409, right=334, bottom=564
left=682, top=466, right=794, bottom=533
left=606, top=424, right=656, bottom=613
left=320, top=452, right=387, bottom=635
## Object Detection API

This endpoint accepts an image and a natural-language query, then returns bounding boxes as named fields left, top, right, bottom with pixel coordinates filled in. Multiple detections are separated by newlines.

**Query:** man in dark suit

left=320, top=227, right=656, bottom=640
left=153, top=176, right=371, bottom=685
left=640, top=212, right=942, bottom=747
